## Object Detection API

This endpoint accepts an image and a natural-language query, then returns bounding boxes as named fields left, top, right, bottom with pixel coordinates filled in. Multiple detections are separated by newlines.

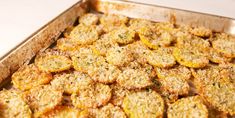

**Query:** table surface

left=0, top=0, right=235, bottom=58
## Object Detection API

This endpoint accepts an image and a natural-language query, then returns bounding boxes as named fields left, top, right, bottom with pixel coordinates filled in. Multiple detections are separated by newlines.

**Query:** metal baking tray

left=0, top=0, right=235, bottom=87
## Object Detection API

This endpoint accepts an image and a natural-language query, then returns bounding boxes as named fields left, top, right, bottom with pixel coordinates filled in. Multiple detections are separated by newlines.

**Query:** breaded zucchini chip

left=167, top=96, right=208, bottom=118
left=79, top=13, right=99, bottom=26
left=70, top=25, right=98, bottom=45
left=40, top=106, right=89, bottom=118
left=117, top=68, right=152, bottom=89
left=147, top=47, right=176, bottom=68
left=106, top=46, right=134, bottom=66
left=12, top=64, right=52, bottom=91
left=35, top=50, right=71, bottom=72
left=51, top=71, right=94, bottom=94
left=173, top=47, right=209, bottom=68
left=123, top=90, right=164, bottom=118
left=71, top=83, right=111, bottom=109
left=24, top=85, right=63, bottom=117
left=111, top=27, right=135, bottom=44
left=0, top=89, right=32, bottom=118
left=89, top=103, right=126, bottom=118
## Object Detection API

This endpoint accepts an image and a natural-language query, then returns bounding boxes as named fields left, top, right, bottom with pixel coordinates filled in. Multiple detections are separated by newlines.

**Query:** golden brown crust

left=24, top=85, right=63, bottom=117
left=117, top=68, right=153, bottom=89
left=40, top=106, right=89, bottom=118
left=35, top=51, right=72, bottom=72
left=12, top=64, right=52, bottom=91
left=0, top=89, right=32, bottom=118
left=123, top=90, right=164, bottom=118
left=89, top=103, right=126, bottom=118
left=51, top=71, right=94, bottom=94
left=71, top=83, right=111, bottom=109
left=106, top=46, right=134, bottom=67
left=167, top=96, right=208, bottom=118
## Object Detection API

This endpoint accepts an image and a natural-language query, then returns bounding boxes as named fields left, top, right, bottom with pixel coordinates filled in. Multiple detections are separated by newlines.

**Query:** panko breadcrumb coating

left=189, top=27, right=212, bottom=37
left=12, top=64, right=52, bottom=91
left=110, top=84, right=131, bottom=106
left=92, top=33, right=118, bottom=56
left=79, top=13, right=99, bottom=26
left=89, top=103, right=126, bottom=118
left=56, top=37, right=80, bottom=52
left=111, top=27, right=135, bottom=44
left=100, top=14, right=128, bottom=26
left=123, top=90, right=164, bottom=118
left=0, top=89, right=32, bottom=118
left=147, top=47, right=176, bottom=68
left=41, top=106, right=89, bottom=118
left=89, top=62, right=121, bottom=84
left=51, top=71, right=94, bottom=94
left=128, top=41, right=149, bottom=65
left=35, top=53, right=72, bottom=72
left=192, top=65, right=235, bottom=115
left=117, top=68, right=153, bottom=89
left=106, top=46, right=134, bottom=66
left=139, top=27, right=174, bottom=49
left=71, top=83, right=111, bottom=109
left=70, top=25, right=98, bottom=45
left=24, top=85, right=63, bottom=118
left=212, top=37, right=235, bottom=58
left=167, top=96, right=208, bottom=118
left=173, top=47, right=209, bottom=68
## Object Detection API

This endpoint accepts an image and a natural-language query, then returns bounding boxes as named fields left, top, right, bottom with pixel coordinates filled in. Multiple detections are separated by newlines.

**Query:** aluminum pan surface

left=91, top=0, right=235, bottom=36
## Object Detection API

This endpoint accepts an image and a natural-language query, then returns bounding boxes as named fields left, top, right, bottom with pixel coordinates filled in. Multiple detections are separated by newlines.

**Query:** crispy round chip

left=123, top=90, right=164, bottom=118
left=155, top=65, right=191, bottom=80
left=122, top=61, right=156, bottom=78
left=176, top=35, right=210, bottom=52
left=110, top=84, right=131, bottom=106
left=56, top=38, right=80, bottom=51
left=35, top=54, right=72, bottom=72
left=192, top=65, right=235, bottom=115
left=128, top=41, right=149, bottom=64
left=69, top=46, right=93, bottom=57
left=89, top=103, right=126, bottom=118
left=89, top=62, right=121, bottom=84
left=139, top=27, right=174, bottom=49
left=70, top=25, right=98, bottom=45
left=106, top=46, right=134, bottom=66
left=167, top=96, right=208, bottom=118
left=79, top=13, right=99, bottom=26
left=111, top=27, right=135, bottom=44
left=173, top=47, right=209, bottom=68
left=12, top=64, right=52, bottom=91
left=190, top=27, right=212, bottom=37
left=208, top=48, right=231, bottom=64
left=158, top=76, right=189, bottom=96
left=51, top=71, right=94, bottom=94
left=212, top=37, right=235, bottom=58
left=0, top=89, right=32, bottom=118
left=24, top=85, right=63, bottom=117
left=72, top=53, right=105, bottom=73
left=92, top=33, right=118, bottom=56
left=41, top=106, right=89, bottom=118
left=129, top=18, right=154, bottom=32
left=147, top=47, right=176, bottom=68
left=100, top=14, right=128, bottom=26
left=117, top=68, right=153, bottom=89
left=71, top=83, right=111, bottom=109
